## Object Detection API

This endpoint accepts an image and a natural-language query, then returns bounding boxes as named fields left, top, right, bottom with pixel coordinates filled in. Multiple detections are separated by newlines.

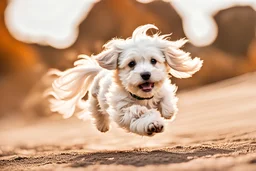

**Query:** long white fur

left=45, top=24, right=203, bottom=136
left=45, top=55, right=102, bottom=118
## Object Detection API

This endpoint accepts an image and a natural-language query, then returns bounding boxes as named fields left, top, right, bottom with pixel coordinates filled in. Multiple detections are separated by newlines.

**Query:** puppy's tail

left=44, top=55, right=102, bottom=118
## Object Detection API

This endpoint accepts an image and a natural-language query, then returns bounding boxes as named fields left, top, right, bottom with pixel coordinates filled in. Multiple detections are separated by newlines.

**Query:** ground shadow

left=69, top=147, right=233, bottom=167
left=0, top=147, right=233, bottom=168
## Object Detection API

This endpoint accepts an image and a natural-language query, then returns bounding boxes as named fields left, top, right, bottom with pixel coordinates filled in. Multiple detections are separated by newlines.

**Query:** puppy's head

left=95, top=24, right=203, bottom=98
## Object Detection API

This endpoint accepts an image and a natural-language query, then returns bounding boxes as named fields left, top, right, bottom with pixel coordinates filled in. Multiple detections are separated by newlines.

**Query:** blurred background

left=0, top=0, right=256, bottom=119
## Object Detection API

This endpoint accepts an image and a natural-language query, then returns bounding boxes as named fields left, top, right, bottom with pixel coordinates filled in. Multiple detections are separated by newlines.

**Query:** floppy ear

left=162, top=39, right=203, bottom=78
left=94, top=39, right=122, bottom=70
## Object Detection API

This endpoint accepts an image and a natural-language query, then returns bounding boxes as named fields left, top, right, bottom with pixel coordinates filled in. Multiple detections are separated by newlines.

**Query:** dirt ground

left=0, top=72, right=256, bottom=171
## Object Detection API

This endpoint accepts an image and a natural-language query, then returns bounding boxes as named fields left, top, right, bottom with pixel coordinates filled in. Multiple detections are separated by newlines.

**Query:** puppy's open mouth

left=138, top=82, right=154, bottom=92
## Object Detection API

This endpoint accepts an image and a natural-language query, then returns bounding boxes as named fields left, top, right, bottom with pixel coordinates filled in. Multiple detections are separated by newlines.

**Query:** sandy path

left=0, top=72, right=256, bottom=170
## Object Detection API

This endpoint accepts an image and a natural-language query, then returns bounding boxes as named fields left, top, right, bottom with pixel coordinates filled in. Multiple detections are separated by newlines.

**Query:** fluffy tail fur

left=44, top=55, right=102, bottom=118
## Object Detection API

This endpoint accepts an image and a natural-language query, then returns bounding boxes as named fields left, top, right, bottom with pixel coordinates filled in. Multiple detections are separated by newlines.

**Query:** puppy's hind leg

left=88, top=94, right=110, bottom=132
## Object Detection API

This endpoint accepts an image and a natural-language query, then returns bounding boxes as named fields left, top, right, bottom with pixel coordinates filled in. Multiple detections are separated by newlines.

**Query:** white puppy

left=46, top=24, right=203, bottom=136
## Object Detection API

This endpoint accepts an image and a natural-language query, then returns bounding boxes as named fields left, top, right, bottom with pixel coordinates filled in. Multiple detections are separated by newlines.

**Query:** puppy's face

left=96, top=25, right=203, bottom=99
left=117, top=45, right=167, bottom=98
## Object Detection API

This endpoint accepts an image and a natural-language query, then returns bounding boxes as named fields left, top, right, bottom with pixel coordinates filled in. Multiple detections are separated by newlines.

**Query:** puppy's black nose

left=140, top=72, right=151, bottom=80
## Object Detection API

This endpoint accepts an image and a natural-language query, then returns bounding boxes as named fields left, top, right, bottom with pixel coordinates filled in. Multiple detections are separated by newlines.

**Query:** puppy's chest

left=137, top=99, right=160, bottom=110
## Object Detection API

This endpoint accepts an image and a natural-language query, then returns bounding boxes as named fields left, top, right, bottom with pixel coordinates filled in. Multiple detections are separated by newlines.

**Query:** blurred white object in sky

left=5, top=0, right=96, bottom=49
left=5, top=0, right=256, bottom=48
left=172, top=0, right=256, bottom=46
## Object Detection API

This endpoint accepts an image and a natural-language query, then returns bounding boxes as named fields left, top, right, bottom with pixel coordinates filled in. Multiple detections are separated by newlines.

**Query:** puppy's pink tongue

left=140, top=83, right=154, bottom=92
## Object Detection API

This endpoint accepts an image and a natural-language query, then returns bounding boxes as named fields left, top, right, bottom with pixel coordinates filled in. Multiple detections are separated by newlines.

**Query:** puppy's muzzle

left=140, top=72, right=151, bottom=81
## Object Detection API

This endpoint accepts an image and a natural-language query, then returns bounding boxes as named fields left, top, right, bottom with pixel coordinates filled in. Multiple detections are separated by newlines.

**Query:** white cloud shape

left=4, top=0, right=256, bottom=48
left=5, top=0, right=95, bottom=49
left=172, top=0, right=256, bottom=46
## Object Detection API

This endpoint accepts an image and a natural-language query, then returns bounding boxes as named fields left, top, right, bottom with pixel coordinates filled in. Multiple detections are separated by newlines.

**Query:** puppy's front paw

left=129, top=109, right=165, bottom=136
left=146, top=120, right=164, bottom=136
left=162, top=111, right=176, bottom=120
left=161, top=103, right=178, bottom=120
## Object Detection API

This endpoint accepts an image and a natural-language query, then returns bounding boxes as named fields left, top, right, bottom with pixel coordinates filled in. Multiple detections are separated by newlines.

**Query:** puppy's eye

left=151, top=58, right=157, bottom=65
left=128, top=61, right=136, bottom=68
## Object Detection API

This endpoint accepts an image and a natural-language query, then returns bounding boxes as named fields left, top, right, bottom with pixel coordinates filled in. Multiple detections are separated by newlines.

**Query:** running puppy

left=46, top=24, right=203, bottom=136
